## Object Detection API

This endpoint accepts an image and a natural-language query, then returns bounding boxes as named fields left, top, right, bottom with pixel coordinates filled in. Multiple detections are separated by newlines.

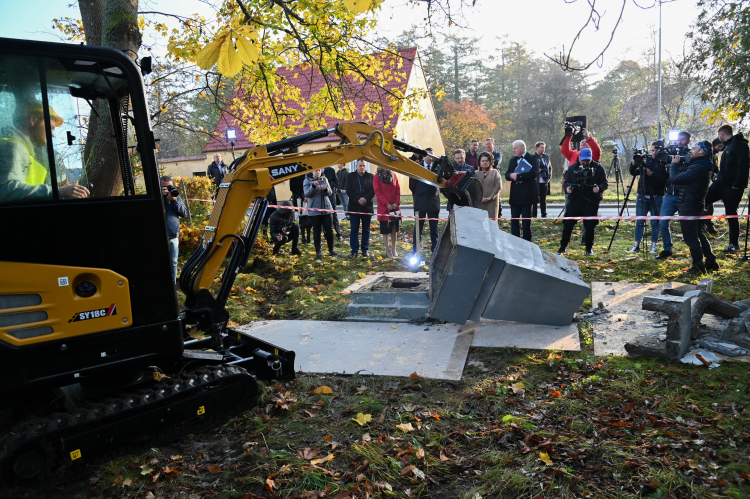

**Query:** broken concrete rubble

left=624, top=295, right=692, bottom=360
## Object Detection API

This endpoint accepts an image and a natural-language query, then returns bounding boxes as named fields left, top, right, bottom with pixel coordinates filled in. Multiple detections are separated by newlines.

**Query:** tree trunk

left=80, top=0, right=142, bottom=197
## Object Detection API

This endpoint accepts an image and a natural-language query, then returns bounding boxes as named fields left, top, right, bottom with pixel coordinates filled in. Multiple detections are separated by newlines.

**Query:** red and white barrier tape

left=187, top=199, right=748, bottom=222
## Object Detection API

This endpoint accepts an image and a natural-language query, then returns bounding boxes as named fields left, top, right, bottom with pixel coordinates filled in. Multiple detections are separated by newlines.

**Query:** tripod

left=608, top=150, right=628, bottom=216
left=607, top=164, right=660, bottom=252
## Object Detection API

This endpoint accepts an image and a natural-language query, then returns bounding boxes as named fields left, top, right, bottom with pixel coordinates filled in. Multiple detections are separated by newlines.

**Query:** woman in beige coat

left=477, top=151, right=502, bottom=219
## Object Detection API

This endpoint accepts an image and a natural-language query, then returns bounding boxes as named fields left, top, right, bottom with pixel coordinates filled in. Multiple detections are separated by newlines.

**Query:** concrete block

left=429, top=206, right=590, bottom=327
left=625, top=295, right=692, bottom=360
left=694, top=337, right=748, bottom=356
left=429, top=207, right=496, bottom=324
left=346, top=275, right=430, bottom=321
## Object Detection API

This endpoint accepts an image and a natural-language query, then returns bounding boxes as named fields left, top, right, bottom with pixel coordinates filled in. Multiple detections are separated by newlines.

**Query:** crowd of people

left=206, top=124, right=748, bottom=275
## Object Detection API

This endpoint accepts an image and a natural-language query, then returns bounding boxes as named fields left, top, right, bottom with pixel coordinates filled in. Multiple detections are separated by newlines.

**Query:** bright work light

left=226, top=128, right=237, bottom=141
left=668, top=129, right=679, bottom=141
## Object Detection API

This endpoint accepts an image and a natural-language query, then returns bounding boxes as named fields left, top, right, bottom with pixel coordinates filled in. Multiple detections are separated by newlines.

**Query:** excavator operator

left=0, top=99, right=89, bottom=201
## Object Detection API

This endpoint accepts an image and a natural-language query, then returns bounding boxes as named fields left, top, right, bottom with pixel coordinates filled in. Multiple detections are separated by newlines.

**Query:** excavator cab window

left=0, top=54, right=145, bottom=203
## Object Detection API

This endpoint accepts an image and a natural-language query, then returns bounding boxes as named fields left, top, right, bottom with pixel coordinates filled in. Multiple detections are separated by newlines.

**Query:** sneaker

left=349, top=252, right=358, bottom=258
left=585, top=248, right=594, bottom=256
left=628, top=244, right=640, bottom=253
left=650, top=242, right=658, bottom=255
left=654, top=250, right=672, bottom=260
left=337, top=234, right=343, bottom=242
left=683, top=266, right=706, bottom=275
left=556, top=247, right=566, bottom=255
left=316, top=252, right=323, bottom=260
left=706, top=261, right=721, bottom=271
left=291, top=248, right=302, bottom=256
left=724, top=244, right=740, bottom=254
left=579, top=241, right=586, bottom=246
left=329, top=250, right=339, bottom=256
left=362, top=250, right=369, bottom=257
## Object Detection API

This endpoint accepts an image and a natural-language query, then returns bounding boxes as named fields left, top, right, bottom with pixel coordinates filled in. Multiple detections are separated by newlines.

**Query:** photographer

left=627, top=141, right=667, bottom=255
left=670, top=140, right=718, bottom=274
left=656, top=132, right=691, bottom=259
left=269, top=201, right=302, bottom=256
left=556, top=149, right=608, bottom=256
left=304, top=169, right=338, bottom=260
left=705, top=124, right=749, bottom=253
left=161, top=175, right=188, bottom=283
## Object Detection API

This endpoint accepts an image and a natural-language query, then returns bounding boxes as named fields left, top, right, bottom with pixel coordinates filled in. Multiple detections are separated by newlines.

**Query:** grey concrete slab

left=236, top=320, right=472, bottom=380
left=625, top=295, right=692, bottom=360
left=466, top=319, right=580, bottom=351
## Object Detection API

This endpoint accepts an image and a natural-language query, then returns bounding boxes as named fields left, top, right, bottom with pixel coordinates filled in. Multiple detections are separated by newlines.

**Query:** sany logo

left=69, top=304, right=117, bottom=323
left=269, top=164, right=300, bottom=179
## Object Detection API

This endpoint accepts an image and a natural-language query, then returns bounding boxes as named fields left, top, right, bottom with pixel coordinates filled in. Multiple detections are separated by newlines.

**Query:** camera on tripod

left=568, top=164, right=593, bottom=195
left=612, top=146, right=619, bottom=155
left=563, top=115, right=587, bottom=143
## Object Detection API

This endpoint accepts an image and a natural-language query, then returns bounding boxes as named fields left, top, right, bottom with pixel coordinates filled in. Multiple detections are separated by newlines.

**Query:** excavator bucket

left=440, top=172, right=484, bottom=209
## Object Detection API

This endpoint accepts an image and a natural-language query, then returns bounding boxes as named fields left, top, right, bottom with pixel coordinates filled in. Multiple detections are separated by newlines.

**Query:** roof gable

left=204, top=47, right=418, bottom=153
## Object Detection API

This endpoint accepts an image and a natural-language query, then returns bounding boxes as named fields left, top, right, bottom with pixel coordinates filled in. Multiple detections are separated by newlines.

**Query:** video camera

left=665, top=144, right=691, bottom=164
left=563, top=115, right=587, bottom=143
left=567, top=163, right=594, bottom=196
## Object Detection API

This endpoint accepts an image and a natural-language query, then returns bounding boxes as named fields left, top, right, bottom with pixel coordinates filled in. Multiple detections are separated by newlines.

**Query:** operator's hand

left=671, top=155, right=681, bottom=164
left=646, top=168, right=653, bottom=176
left=510, top=173, right=518, bottom=181
left=342, top=190, right=346, bottom=194
left=161, top=185, right=177, bottom=201
left=358, top=197, right=366, bottom=206
left=582, top=128, right=590, bottom=140
left=482, top=197, right=490, bottom=203
left=593, top=186, right=600, bottom=193
left=61, top=181, right=90, bottom=199
left=276, top=235, right=283, bottom=241
left=566, top=186, right=573, bottom=194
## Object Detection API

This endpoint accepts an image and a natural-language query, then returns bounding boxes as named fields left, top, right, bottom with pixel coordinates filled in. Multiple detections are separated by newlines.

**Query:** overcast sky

left=1, top=0, right=699, bottom=77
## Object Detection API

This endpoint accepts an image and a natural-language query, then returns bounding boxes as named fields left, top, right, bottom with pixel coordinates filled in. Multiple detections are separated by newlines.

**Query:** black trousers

left=705, top=183, right=745, bottom=246
left=532, top=183, right=548, bottom=217
left=680, top=219, right=716, bottom=267
left=311, top=214, right=334, bottom=252
left=328, top=194, right=341, bottom=235
left=510, top=204, right=532, bottom=241
left=560, top=202, right=599, bottom=249
left=413, top=210, right=439, bottom=252
left=272, top=224, right=300, bottom=254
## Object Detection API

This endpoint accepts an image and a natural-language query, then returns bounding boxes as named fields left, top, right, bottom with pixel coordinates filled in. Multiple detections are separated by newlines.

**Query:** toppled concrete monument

left=429, top=206, right=590, bottom=326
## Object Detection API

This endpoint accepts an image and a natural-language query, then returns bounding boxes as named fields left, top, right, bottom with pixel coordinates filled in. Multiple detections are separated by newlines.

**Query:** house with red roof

left=161, top=47, right=444, bottom=198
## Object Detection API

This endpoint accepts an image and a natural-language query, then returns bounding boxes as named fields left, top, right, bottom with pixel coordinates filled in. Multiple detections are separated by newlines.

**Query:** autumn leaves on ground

left=20, top=216, right=750, bottom=499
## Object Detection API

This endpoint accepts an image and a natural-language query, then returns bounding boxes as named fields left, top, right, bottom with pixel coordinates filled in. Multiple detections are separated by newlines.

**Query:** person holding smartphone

left=303, top=169, right=338, bottom=259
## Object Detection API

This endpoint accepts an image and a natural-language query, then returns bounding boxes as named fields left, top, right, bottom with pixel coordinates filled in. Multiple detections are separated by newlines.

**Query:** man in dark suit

left=504, top=140, right=539, bottom=241
left=345, top=159, right=375, bottom=257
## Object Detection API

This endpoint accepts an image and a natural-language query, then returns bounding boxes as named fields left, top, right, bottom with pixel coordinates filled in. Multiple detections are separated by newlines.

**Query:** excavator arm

left=178, top=123, right=482, bottom=335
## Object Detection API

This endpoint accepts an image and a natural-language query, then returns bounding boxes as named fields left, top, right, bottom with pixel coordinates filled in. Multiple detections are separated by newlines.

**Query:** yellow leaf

left=391, top=325, right=398, bottom=329
left=236, top=25, right=259, bottom=40
left=510, top=382, right=525, bottom=394
left=309, top=385, right=334, bottom=394
left=357, top=272, right=367, bottom=279
left=292, top=275, right=300, bottom=282
left=236, top=35, right=259, bottom=65
left=195, top=35, right=225, bottom=70
left=351, top=413, right=372, bottom=426
left=218, top=37, right=242, bottom=76
left=343, top=0, right=371, bottom=14
left=309, top=453, right=334, bottom=465
left=396, top=422, right=415, bottom=433
left=539, top=452, right=553, bottom=466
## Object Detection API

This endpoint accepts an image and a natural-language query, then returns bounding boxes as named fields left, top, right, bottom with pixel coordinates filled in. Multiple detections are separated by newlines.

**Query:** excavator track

left=0, top=365, right=259, bottom=490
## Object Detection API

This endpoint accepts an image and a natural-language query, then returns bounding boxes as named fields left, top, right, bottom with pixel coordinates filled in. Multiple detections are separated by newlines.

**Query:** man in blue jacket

left=670, top=141, right=718, bottom=274
left=161, top=175, right=188, bottom=282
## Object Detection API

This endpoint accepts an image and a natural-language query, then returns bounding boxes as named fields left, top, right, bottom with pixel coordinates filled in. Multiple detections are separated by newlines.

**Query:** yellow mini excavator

left=0, top=37, right=482, bottom=486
